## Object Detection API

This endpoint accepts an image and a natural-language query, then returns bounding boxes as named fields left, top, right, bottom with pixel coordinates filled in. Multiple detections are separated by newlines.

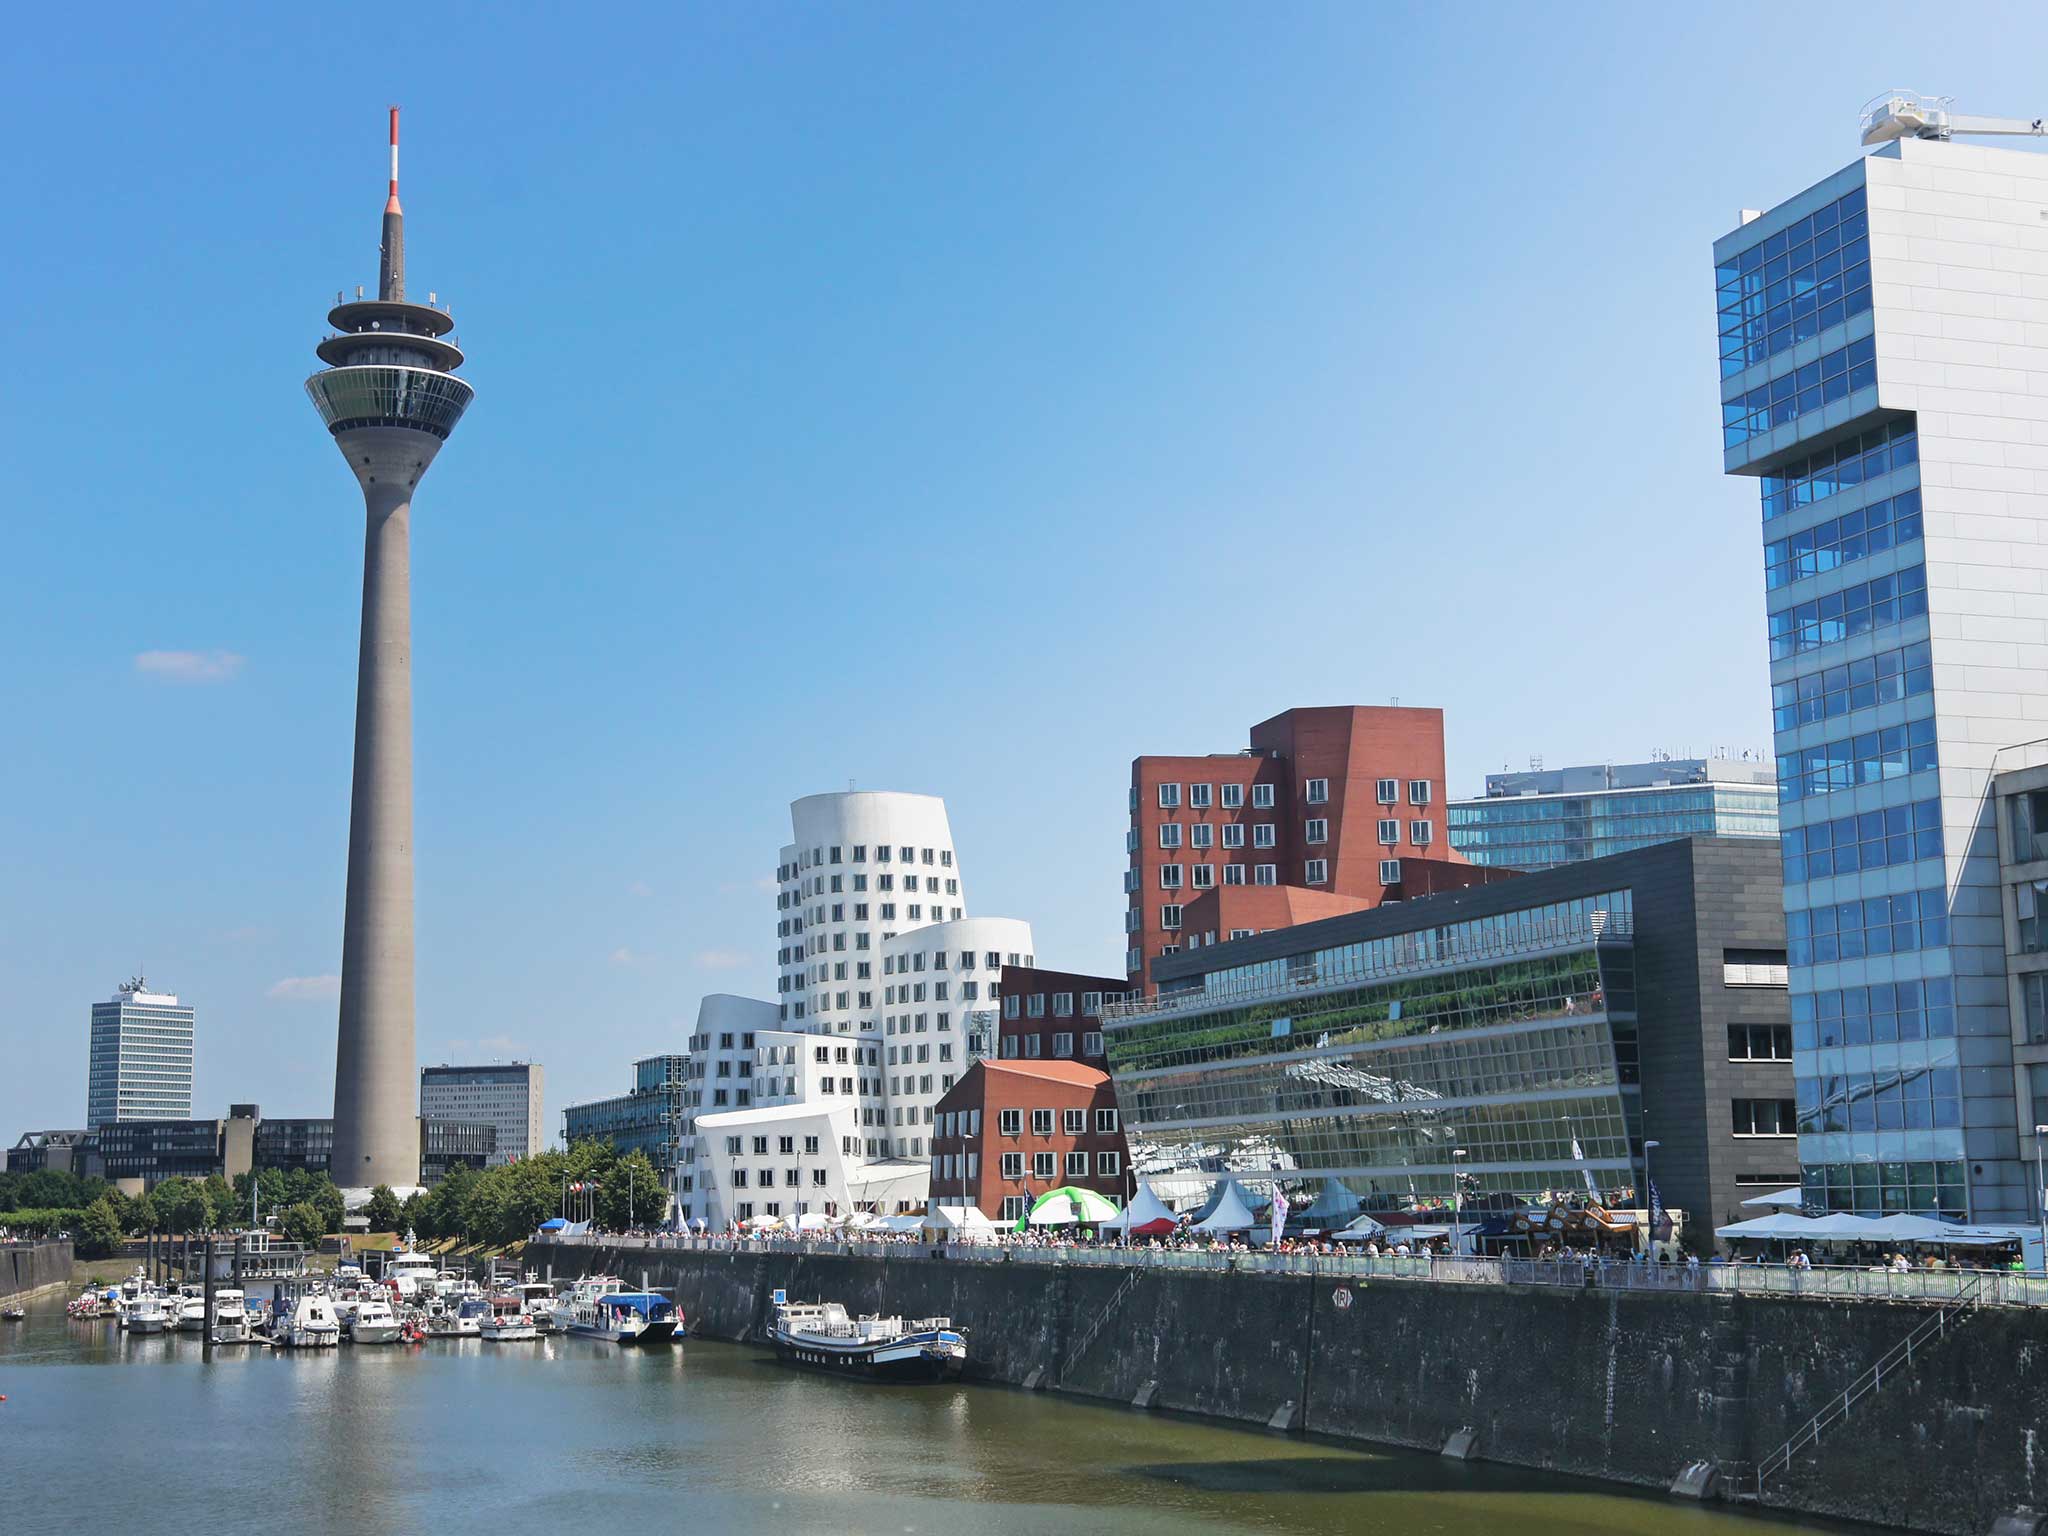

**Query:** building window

left=1410, top=820, right=1432, bottom=847
left=1723, top=948, right=1790, bottom=987
left=1253, top=824, right=1276, bottom=848
left=1190, top=784, right=1212, bottom=809
left=1376, top=778, right=1398, bottom=804
left=1304, top=859, right=1329, bottom=884
left=1221, top=824, right=1244, bottom=849
left=1190, top=824, right=1214, bottom=849
left=1158, top=783, right=1181, bottom=809
left=1160, top=903, right=1183, bottom=929
left=1729, top=1024, right=1794, bottom=1061
left=999, top=1108, right=1021, bottom=1136
left=1000, top=1195, right=1027, bottom=1221
left=1066, top=1151, right=1089, bottom=1177
left=1732, top=1098, right=1798, bottom=1137
left=1159, top=864, right=1183, bottom=890
left=1223, top=863, right=1246, bottom=886
left=1031, top=1108, right=1053, bottom=1136
left=1191, top=863, right=1215, bottom=889
left=1158, top=823, right=1183, bottom=850
left=1409, top=780, right=1431, bottom=806
left=1252, top=784, right=1275, bottom=809
left=1221, top=784, right=1244, bottom=809
left=1379, top=858, right=1402, bottom=884
left=1097, top=1151, right=1121, bottom=1177
left=1081, top=991, right=1103, bottom=1015
left=1027, top=993, right=1047, bottom=1018
left=1094, top=1107, right=1119, bottom=1133
left=1305, top=778, right=1329, bottom=805
left=1305, top=818, right=1328, bottom=844
left=1032, top=1152, right=1056, bottom=1179
left=1254, top=865, right=1276, bottom=886
left=1000, top=1152, right=1023, bottom=1179
left=1062, top=1108, right=1084, bottom=1134
left=1053, top=1032, right=1074, bottom=1057
left=1377, top=819, right=1399, bottom=845
left=1083, top=1031, right=1104, bottom=1055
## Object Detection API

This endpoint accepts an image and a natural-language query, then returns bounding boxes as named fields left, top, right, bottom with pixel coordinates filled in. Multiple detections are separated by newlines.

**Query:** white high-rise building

left=878, top=916, right=1033, bottom=1159
left=1714, top=108, right=2048, bottom=1221
left=418, top=1062, right=544, bottom=1166
left=86, top=979, right=194, bottom=1128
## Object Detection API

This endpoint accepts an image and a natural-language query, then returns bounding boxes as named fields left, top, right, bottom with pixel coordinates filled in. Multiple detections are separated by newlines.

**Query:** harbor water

left=0, top=1292, right=1865, bottom=1536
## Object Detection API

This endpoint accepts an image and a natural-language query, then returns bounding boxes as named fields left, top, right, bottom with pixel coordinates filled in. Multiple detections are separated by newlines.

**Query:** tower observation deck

left=306, top=108, right=473, bottom=1193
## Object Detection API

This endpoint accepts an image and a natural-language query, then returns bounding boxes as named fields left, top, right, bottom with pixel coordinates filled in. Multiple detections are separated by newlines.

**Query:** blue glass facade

left=1449, top=783, right=1777, bottom=872
left=1717, top=184, right=1872, bottom=380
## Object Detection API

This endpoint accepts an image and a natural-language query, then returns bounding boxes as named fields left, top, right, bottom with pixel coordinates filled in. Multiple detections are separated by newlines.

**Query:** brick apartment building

left=1126, top=706, right=1462, bottom=986
left=995, top=965, right=1132, bottom=1067
left=930, top=1059, right=1126, bottom=1221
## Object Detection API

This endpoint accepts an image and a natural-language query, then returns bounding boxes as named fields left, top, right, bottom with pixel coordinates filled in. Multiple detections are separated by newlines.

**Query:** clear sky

left=7, top=4, right=2047, bottom=1143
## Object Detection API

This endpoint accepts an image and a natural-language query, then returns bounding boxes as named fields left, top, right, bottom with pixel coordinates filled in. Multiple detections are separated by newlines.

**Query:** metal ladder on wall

left=1750, top=1274, right=1983, bottom=1502
left=1063, top=1263, right=1147, bottom=1371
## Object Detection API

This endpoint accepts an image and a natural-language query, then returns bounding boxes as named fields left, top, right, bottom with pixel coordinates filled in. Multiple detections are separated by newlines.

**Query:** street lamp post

left=1450, top=1149, right=1468, bottom=1258
left=2034, top=1125, right=2048, bottom=1273
left=958, top=1132, right=975, bottom=1243
left=1643, top=1139, right=1663, bottom=1258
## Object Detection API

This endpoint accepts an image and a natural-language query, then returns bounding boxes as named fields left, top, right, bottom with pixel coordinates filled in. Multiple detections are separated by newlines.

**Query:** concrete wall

left=534, top=1242, right=2048, bottom=1536
left=1, top=1241, right=74, bottom=1298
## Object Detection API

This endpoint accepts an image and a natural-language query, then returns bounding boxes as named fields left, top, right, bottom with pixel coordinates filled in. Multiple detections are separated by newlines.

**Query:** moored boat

left=350, top=1297, right=403, bottom=1344
left=127, top=1293, right=170, bottom=1335
left=281, top=1294, right=341, bottom=1348
left=770, top=1297, right=965, bottom=1382
left=209, top=1289, right=254, bottom=1343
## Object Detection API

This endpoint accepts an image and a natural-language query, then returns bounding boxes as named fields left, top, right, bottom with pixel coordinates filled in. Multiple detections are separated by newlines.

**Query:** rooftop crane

left=1860, top=91, right=2046, bottom=146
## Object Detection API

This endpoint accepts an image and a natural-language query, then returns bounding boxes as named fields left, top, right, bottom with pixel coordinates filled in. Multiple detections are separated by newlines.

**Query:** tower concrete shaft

left=306, top=109, right=473, bottom=1192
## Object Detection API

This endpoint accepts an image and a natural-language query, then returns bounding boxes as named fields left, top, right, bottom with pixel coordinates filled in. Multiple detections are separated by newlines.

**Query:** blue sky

left=7, top=4, right=2047, bottom=1142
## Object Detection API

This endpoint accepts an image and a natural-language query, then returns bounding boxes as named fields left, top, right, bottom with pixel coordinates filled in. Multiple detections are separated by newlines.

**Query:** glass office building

left=562, top=1055, right=690, bottom=1204
left=1714, top=134, right=2048, bottom=1221
left=1450, top=760, right=1777, bottom=872
left=86, top=981, right=195, bottom=1128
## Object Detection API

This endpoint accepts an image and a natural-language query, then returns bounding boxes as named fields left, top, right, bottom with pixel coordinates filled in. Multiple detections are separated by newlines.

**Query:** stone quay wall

left=532, top=1241, right=2048, bottom=1536
left=1, top=1240, right=74, bottom=1299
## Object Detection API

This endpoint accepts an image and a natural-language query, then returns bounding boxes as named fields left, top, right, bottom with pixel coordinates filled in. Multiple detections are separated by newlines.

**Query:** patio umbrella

left=1024, top=1187, right=1122, bottom=1227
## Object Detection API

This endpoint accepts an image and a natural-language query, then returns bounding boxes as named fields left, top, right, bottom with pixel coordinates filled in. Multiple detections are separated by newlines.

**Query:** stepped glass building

left=1713, top=111, right=2048, bottom=1221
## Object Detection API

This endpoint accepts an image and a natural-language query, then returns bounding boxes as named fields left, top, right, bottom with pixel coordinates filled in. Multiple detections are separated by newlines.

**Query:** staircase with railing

left=1061, top=1263, right=1147, bottom=1377
left=1750, top=1273, right=1983, bottom=1503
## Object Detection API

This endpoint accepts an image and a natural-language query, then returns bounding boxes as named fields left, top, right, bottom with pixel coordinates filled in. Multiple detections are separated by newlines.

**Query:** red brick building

left=1126, top=706, right=1464, bottom=987
left=930, top=1059, right=1125, bottom=1222
left=995, top=964, right=1132, bottom=1068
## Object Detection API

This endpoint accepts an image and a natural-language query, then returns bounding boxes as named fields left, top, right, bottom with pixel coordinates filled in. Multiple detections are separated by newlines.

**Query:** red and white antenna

left=386, top=106, right=402, bottom=214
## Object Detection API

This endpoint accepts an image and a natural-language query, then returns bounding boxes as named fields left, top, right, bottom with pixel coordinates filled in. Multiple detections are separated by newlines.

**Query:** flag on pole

left=1648, top=1177, right=1671, bottom=1242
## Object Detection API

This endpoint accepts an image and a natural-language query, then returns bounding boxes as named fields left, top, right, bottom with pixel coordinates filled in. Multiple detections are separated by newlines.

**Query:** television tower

left=305, top=108, right=474, bottom=1191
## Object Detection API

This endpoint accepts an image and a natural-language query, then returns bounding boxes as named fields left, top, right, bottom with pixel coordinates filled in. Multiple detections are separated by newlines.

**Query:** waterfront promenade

left=539, top=1232, right=2048, bottom=1310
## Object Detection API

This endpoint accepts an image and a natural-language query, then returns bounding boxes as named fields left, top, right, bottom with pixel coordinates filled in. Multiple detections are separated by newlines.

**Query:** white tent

left=1739, top=1186, right=1805, bottom=1210
left=1331, top=1214, right=1389, bottom=1242
left=794, top=1212, right=837, bottom=1233
left=1103, top=1182, right=1179, bottom=1234
left=878, top=1213, right=927, bottom=1234
left=1190, top=1180, right=1258, bottom=1234
left=922, top=1205, right=996, bottom=1235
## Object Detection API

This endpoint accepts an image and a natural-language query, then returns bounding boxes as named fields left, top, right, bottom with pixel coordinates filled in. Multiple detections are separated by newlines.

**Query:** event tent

left=1739, top=1187, right=1805, bottom=1210
left=1189, top=1180, right=1258, bottom=1234
left=1026, top=1187, right=1121, bottom=1226
left=1103, top=1182, right=1179, bottom=1236
left=923, top=1205, right=997, bottom=1235
left=1331, top=1214, right=1389, bottom=1242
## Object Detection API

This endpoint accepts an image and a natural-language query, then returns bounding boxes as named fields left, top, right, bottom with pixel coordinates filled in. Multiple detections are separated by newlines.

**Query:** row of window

left=1796, top=1065, right=1963, bottom=1135
left=1759, top=422, right=1918, bottom=523
left=781, top=872, right=959, bottom=903
left=1770, top=640, right=1933, bottom=733
left=990, top=1152, right=1122, bottom=1185
left=1779, top=797, right=1942, bottom=883
left=1159, top=821, right=1272, bottom=849
left=884, top=949, right=1016, bottom=974
left=722, top=1133, right=824, bottom=1157
left=1002, top=990, right=1115, bottom=1018
left=1784, top=886, right=1948, bottom=966
left=782, top=844, right=954, bottom=877
left=1723, top=334, right=1878, bottom=450
left=1799, top=1159, right=1966, bottom=1220
left=1147, top=779, right=1431, bottom=811
left=1767, top=563, right=1927, bottom=660
left=983, top=1106, right=1121, bottom=1137
left=1775, top=717, right=1937, bottom=803
left=1763, top=486, right=1921, bottom=591
left=997, top=1030, right=1106, bottom=1059
left=1791, top=975, right=1957, bottom=1048
left=1732, top=1097, right=1798, bottom=1136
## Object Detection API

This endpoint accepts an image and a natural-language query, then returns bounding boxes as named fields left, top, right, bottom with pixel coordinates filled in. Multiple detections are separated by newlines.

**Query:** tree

left=363, top=1185, right=401, bottom=1232
left=201, top=1175, right=240, bottom=1231
left=121, top=1190, right=158, bottom=1237
left=396, top=1192, right=425, bottom=1239
left=153, top=1177, right=210, bottom=1234
left=281, top=1202, right=326, bottom=1250
left=76, top=1197, right=123, bottom=1259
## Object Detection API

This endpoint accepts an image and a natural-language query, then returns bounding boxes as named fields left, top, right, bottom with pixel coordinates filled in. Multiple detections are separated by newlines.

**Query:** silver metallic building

left=306, top=109, right=474, bottom=1191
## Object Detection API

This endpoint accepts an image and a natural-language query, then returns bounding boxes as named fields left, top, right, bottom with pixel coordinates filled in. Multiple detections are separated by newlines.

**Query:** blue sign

left=771, top=1288, right=787, bottom=1306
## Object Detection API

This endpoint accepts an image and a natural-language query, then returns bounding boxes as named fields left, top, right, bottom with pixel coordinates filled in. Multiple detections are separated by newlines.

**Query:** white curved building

left=878, top=916, right=1034, bottom=1159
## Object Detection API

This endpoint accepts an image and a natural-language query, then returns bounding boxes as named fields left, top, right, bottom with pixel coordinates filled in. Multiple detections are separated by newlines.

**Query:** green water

left=0, top=1293, right=1861, bottom=1535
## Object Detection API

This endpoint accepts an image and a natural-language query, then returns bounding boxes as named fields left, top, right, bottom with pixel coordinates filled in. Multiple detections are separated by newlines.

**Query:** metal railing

left=535, top=1236, right=2048, bottom=1308
left=1103, top=913, right=1632, bottom=1027
left=1752, top=1274, right=1984, bottom=1501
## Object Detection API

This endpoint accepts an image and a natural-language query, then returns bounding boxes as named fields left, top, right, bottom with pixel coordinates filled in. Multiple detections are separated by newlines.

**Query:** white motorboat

left=480, top=1309, right=539, bottom=1342
left=569, top=1291, right=680, bottom=1345
left=349, top=1297, right=403, bottom=1344
left=513, top=1282, right=561, bottom=1331
left=551, top=1275, right=624, bottom=1334
left=127, top=1294, right=170, bottom=1335
left=385, top=1249, right=440, bottom=1302
left=209, top=1289, right=253, bottom=1343
left=282, top=1294, right=341, bottom=1348
left=176, top=1294, right=209, bottom=1332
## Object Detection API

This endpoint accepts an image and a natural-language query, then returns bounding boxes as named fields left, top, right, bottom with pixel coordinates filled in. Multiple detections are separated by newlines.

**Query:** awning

left=1739, top=1187, right=1804, bottom=1210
